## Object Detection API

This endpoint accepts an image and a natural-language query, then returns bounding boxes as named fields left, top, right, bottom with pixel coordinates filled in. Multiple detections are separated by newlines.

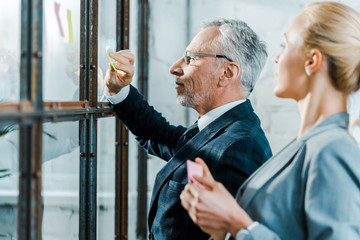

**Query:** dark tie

left=177, top=121, right=199, bottom=149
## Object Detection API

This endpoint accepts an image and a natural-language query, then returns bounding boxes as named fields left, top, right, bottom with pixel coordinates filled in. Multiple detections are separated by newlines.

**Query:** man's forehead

left=186, top=26, right=219, bottom=52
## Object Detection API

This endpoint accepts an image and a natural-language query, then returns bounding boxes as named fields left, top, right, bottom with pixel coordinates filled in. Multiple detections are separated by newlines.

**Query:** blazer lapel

left=147, top=124, right=228, bottom=229
left=149, top=118, right=233, bottom=210
left=148, top=100, right=255, bottom=226
left=237, top=138, right=305, bottom=209
left=237, top=112, right=349, bottom=210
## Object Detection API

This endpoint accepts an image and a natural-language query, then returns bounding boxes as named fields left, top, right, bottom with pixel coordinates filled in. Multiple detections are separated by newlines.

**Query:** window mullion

left=79, top=0, right=99, bottom=240
left=18, top=0, right=43, bottom=239
left=115, top=0, right=130, bottom=239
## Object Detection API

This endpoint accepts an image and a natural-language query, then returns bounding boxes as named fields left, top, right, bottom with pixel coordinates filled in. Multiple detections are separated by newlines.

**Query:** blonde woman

left=180, top=2, right=360, bottom=239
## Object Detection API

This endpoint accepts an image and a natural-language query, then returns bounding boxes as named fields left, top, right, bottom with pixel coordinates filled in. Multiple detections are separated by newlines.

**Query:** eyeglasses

left=183, top=51, right=232, bottom=64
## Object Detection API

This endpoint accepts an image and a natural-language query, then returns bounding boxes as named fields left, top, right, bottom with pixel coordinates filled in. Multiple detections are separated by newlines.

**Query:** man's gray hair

left=202, top=19, right=267, bottom=97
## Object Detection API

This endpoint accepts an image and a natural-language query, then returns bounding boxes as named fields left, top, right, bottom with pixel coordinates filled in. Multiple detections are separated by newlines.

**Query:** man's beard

left=176, top=87, right=210, bottom=108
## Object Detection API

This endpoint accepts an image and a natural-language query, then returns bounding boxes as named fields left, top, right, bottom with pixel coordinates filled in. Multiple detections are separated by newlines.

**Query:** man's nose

left=169, top=57, right=184, bottom=76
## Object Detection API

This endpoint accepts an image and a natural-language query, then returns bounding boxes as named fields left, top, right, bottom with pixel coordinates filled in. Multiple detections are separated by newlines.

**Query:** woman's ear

left=219, top=62, right=241, bottom=87
left=305, top=49, right=323, bottom=76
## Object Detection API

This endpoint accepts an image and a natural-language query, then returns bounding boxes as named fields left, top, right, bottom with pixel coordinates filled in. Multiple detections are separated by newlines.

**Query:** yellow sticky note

left=106, top=46, right=118, bottom=71
left=67, top=9, right=74, bottom=44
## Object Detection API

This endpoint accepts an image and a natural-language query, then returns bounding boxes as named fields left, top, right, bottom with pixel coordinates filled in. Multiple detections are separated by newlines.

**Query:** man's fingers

left=109, top=50, right=135, bottom=65
left=116, top=71, right=126, bottom=80
left=107, top=63, right=115, bottom=73
left=113, top=62, right=134, bottom=76
left=118, top=50, right=135, bottom=64
left=109, top=53, right=128, bottom=65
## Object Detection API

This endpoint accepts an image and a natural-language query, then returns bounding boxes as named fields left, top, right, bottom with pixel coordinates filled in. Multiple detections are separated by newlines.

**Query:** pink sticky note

left=55, top=2, right=65, bottom=37
left=186, top=160, right=205, bottom=188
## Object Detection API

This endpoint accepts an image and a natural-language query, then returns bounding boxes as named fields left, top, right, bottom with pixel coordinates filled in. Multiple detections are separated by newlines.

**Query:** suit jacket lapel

left=237, top=138, right=304, bottom=209
left=147, top=123, right=227, bottom=229
left=148, top=119, right=233, bottom=212
left=148, top=100, right=255, bottom=227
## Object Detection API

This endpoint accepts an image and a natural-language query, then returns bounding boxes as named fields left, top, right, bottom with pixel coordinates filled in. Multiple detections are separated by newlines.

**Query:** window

left=0, top=0, right=129, bottom=239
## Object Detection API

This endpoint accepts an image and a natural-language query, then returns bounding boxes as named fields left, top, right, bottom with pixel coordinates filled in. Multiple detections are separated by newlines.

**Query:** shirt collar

left=197, top=99, right=246, bottom=131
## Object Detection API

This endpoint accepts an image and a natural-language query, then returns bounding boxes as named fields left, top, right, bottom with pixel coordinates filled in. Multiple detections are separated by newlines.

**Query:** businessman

left=105, top=19, right=272, bottom=240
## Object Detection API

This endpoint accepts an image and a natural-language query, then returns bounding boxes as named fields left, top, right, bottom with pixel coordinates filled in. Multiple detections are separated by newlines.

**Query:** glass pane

left=42, top=121, right=80, bottom=239
left=0, top=123, right=19, bottom=239
left=98, top=0, right=117, bottom=102
left=0, top=1, right=20, bottom=103
left=348, top=90, right=360, bottom=144
left=97, top=117, right=116, bottom=239
left=43, top=0, right=81, bottom=101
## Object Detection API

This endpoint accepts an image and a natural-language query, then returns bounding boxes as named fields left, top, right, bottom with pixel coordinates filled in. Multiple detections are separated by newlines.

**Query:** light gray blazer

left=235, top=113, right=360, bottom=240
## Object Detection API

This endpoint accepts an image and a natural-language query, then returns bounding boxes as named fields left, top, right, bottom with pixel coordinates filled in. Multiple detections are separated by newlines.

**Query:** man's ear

left=219, top=62, right=241, bottom=87
left=305, top=49, right=323, bottom=76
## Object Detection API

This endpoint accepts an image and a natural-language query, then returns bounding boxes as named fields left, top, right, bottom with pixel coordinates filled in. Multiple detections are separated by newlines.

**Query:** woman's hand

left=180, top=158, right=254, bottom=238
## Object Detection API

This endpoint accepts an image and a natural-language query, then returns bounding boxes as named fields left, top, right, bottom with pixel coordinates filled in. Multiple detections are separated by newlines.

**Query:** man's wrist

left=105, top=85, right=130, bottom=105
left=108, top=88, right=122, bottom=96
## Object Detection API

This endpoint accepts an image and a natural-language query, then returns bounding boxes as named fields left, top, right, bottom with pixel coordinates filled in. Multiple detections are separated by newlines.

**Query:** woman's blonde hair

left=301, top=1, right=360, bottom=94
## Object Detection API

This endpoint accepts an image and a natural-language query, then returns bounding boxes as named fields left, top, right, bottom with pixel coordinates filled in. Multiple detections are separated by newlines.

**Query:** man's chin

left=176, top=96, right=185, bottom=106
left=176, top=95, right=190, bottom=107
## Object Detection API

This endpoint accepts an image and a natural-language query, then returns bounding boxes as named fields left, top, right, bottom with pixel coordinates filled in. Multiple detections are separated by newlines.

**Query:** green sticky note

left=67, top=9, right=74, bottom=44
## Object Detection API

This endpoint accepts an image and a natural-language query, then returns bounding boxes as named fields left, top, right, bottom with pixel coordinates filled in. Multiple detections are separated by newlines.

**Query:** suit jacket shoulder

left=237, top=113, right=360, bottom=240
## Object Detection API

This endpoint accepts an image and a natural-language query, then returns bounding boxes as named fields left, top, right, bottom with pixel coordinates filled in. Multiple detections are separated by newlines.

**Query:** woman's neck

left=297, top=77, right=347, bottom=138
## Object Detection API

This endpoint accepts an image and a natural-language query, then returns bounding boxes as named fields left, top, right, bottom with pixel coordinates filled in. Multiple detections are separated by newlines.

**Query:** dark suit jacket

left=114, top=85, right=272, bottom=240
